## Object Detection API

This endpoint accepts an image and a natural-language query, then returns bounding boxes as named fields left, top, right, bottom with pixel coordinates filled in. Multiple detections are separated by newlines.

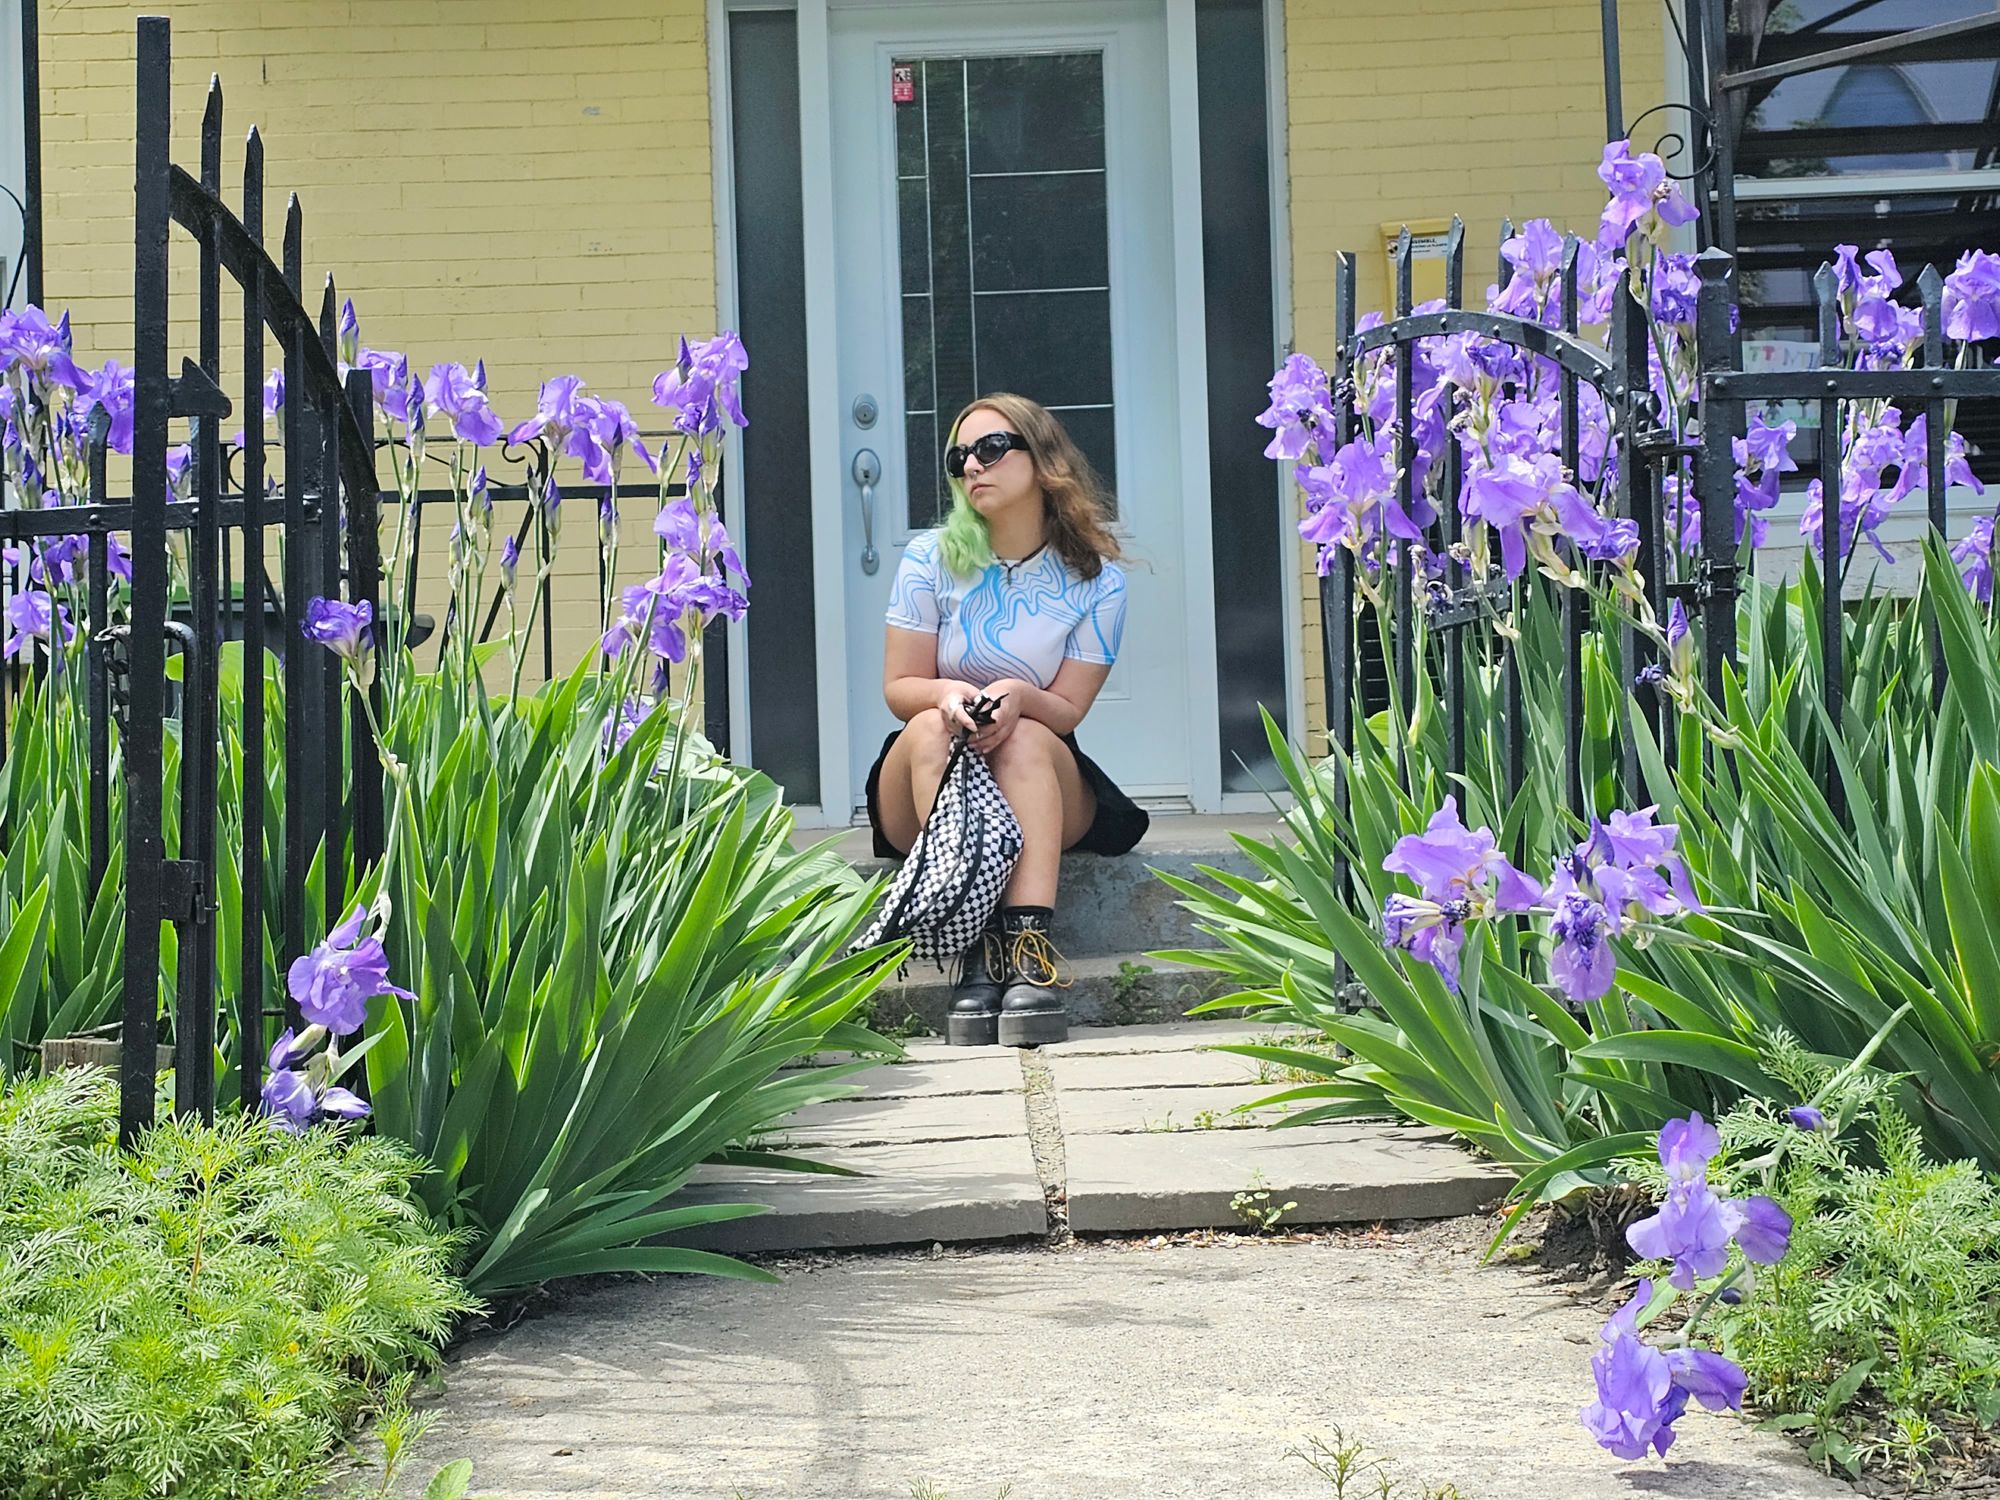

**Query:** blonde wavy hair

left=935, top=393, right=1120, bottom=581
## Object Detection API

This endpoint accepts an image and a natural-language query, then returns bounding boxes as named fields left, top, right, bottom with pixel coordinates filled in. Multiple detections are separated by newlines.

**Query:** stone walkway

left=377, top=1024, right=1858, bottom=1498
left=395, top=1232, right=1854, bottom=1499
left=669, top=1023, right=1514, bottom=1253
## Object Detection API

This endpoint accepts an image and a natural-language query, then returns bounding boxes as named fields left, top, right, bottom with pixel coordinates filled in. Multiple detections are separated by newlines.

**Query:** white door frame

left=712, top=0, right=1297, bottom=825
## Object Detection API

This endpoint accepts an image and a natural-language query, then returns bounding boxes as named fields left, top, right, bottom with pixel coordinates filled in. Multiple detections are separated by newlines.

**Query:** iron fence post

left=1693, top=249, right=1739, bottom=707
left=121, top=16, right=173, bottom=1145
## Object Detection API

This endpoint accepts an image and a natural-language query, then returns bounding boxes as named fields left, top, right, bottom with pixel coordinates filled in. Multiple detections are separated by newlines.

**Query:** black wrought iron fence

left=0, top=17, right=734, bottom=1144
left=1317, top=220, right=2000, bottom=834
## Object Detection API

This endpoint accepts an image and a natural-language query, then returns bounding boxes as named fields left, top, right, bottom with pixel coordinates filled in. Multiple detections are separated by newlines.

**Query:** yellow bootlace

left=1008, top=928, right=1070, bottom=989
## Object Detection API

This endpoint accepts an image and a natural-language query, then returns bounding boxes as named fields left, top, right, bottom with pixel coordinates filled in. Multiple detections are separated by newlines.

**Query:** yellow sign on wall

left=1381, top=219, right=1458, bottom=309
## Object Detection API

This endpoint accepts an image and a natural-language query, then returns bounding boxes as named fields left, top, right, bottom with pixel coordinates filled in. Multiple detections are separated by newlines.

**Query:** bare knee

left=902, top=708, right=953, bottom=758
left=988, top=719, right=1059, bottom=776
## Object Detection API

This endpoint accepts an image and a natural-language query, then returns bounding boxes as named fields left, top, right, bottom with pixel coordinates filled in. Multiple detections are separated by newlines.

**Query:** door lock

left=852, top=393, right=879, bottom=429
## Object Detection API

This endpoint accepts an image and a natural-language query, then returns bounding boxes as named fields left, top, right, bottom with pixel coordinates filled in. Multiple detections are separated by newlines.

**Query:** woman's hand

left=934, top=680, right=983, bottom=734
left=970, top=679, right=1026, bottom=754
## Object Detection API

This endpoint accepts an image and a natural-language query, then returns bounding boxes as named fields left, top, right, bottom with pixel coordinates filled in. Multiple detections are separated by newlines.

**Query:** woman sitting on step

left=866, top=393, right=1150, bottom=1049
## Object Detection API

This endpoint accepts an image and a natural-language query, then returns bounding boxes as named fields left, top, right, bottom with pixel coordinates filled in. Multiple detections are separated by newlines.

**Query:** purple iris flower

left=1734, top=1195, right=1793, bottom=1265
left=500, top=535, right=521, bottom=586
left=424, top=360, right=505, bottom=447
left=106, top=533, right=132, bottom=585
left=1581, top=1279, right=1746, bottom=1461
left=1596, top=140, right=1698, bottom=249
left=1787, top=1104, right=1828, bottom=1133
left=338, top=298, right=360, bottom=365
left=1657, top=1111, right=1719, bottom=1182
left=1382, top=796, right=1543, bottom=910
left=74, top=360, right=135, bottom=454
left=1547, top=884, right=1617, bottom=1003
left=1952, top=517, right=1994, bottom=606
left=1944, top=249, right=2000, bottom=342
left=357, top=348, right=416, bottom=424
left=566, top=394, right=657, bottom=485
left=1255, top=351, right=1334, bottom=462
left=286, top=906, right=415, bottom=1036
left=300, top=596, right=374, bottom=662
left=1627, top=1176, right=1740, bottom=1289
left=1649, top=254, right=1700, bottom=326
left=2, top=590, right=73, bottom=659
left=269, top=1027, right=314, bottom=1071
left=1739, top=416, right=1799, bottom=476
left=263, top=366, right=285, bottom=417
left=0, top=306, right=80, bottom=389
left=318, top=1086, right=371, bottom=1120
left=602, top=556, right=703, bottom=663
left=260, top=1067, right=318, bottom=1130
left=652, top=331, right=751, bottom=436
left=603, top=696, right=650, bottom=753
left=654, top=496, right=751, bottom=584
left=161, top=444, right=195, bottom=505
left=1502, top=218, right=1565, bottom=285
left=1581, top=1281, right=1681, bottom=1460
left=1378, top=798, right=1541, bottom=992
left=507, top=373, right=587, bottom=446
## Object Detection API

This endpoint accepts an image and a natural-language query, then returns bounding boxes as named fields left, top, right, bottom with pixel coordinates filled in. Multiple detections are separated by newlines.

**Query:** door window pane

left=893, top=52, right=1117, bottom=529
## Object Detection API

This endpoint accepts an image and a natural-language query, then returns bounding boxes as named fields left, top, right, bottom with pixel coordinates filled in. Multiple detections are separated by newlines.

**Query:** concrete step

left=864, top=954, right=1243, bottom=1038
left=673, top=1025, right=1513, bottom=1255
left=804, top=812, right=1287, bottom=961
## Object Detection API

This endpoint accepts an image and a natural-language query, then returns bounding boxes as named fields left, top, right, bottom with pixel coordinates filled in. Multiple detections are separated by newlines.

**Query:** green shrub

left=1686, top=1041, right=2000, bottom=1480
left=0, top=1066, right=478, bottom=1499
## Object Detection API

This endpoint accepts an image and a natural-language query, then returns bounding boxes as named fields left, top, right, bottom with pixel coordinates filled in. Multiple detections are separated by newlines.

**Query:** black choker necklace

left=996, top=542, right=1047, bottom=583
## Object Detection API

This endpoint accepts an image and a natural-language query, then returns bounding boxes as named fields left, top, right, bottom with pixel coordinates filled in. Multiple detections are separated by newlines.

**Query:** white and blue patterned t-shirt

left=885, top=529, right=1126, bottom=690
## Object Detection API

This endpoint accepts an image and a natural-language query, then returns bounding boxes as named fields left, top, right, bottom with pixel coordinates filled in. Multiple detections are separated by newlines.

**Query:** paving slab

left=779, top=1052, right=1023, bottom=1099
left=1054, top=1082, right=1333, bottom=1136
left=1047, top=1044, right=1276, bottom=1090
left=764, top=1088, right=1028, bottom=1148
left=1063, top=1122, right=1514, bottom=1234
left=670, top=1137, right=1047, bottom=1253
left=391, top=1235, right=1853, bottom=1500
left=1043, top=1020, right=1318, bottom=1055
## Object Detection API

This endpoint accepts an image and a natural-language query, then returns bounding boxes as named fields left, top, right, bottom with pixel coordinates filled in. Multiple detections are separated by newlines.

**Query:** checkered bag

left=854, top=696, right=1024, bottom=968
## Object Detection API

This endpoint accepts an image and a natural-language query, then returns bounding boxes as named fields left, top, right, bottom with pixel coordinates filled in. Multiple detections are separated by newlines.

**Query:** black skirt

left=864, top=726, right=1150, bottom=861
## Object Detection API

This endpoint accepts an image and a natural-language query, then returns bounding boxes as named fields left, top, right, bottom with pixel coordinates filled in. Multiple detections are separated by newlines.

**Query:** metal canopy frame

left=1603, top=0, right=2000, bottom=261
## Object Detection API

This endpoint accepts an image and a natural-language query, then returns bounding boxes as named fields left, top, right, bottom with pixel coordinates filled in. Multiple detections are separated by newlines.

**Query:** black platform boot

left=945, top=916, right=1007, bottom=1047
left=996, top=906, right=1069, bottom=1048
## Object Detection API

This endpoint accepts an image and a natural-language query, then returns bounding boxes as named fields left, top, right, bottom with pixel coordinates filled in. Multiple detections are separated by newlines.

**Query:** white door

left=830, top=0, right=1193, bottom=814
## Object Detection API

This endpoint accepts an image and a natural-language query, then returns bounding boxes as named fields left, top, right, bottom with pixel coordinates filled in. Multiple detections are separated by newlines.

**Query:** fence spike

left=1392, top=225, right=1413, bottom=317
left=284, top=196, right=302, bottom=295
left=1443, top=216, right=1465, bottom=311
left=200, top=76, right=221, bottom=190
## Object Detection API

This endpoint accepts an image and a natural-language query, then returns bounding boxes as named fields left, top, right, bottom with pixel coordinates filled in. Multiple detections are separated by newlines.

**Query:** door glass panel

left=894, top=51, right=1117, bottom=530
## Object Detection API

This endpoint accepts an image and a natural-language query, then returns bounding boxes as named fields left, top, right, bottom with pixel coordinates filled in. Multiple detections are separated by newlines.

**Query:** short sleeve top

left=885, top=529, right=1127, bottom=690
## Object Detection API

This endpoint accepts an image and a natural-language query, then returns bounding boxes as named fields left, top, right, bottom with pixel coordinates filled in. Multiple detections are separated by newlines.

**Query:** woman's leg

left=986, top=720, right=1096, bottom=907
left=874, top=708, right=955, bottom=856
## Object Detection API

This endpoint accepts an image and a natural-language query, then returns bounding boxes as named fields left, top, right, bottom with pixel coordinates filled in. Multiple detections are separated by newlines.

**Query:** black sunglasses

left=945, top=430, right=1029, bottom=479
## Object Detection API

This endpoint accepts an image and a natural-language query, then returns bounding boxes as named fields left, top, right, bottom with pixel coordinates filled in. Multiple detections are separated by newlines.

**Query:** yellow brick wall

left=1286, top=0, right=1669, bottom=752
left=41, top=0, right=716, bottom=688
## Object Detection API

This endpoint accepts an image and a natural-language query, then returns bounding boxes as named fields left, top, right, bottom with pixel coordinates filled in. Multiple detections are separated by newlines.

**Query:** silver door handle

left=852, top=448, right=882, bottom=574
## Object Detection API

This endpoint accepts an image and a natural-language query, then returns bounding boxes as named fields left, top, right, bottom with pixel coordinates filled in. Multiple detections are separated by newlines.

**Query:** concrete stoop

left=672, top=1024, right=1516, bottom=1254
left=814, top=812, right=1288, bottom=1036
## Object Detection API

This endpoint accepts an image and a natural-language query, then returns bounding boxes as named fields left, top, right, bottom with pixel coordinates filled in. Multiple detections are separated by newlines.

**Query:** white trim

left=1165, top=0, right=1222, bottom=813
left=1735, top=168, right=2000, bottom=201
left=706, top=0, right=757, bottom=783
left=1264, top=0, right=1302, bottom=778
left=797, top=0, right=852, bottom=829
